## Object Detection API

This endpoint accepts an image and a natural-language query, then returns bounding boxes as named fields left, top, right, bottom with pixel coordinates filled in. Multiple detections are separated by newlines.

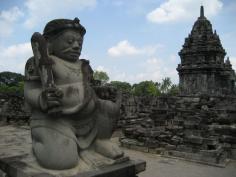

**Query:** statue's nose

left=72, top=41, right=80, bottom=50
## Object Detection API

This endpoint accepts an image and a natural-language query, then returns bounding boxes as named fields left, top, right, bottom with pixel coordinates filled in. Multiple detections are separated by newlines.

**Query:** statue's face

left=49, top=30, right=83, bottom=62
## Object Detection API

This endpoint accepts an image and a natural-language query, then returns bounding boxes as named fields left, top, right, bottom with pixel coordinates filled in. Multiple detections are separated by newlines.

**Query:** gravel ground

left=124, top=148, right=236, bottom=177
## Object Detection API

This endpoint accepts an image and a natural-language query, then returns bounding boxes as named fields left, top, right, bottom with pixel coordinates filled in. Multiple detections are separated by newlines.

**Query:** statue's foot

left=94, top=139, right=124, bottom=159
left=80, top=149, right=114, bottom=167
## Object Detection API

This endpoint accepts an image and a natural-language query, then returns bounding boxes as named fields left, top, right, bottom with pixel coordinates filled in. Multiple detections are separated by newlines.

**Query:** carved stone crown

left=43, top=17, right=86, bottom=38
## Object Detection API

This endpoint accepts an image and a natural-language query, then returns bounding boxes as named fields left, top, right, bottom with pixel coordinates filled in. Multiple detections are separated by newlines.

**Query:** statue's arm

left=24, top=57, right=63, bottom=113
left=24, top=57, right=42, bottom=109
left=24, top=80, right=42, bottom=109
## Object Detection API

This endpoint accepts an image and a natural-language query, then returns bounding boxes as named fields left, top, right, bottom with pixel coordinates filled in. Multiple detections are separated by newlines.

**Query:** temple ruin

left=119, top=6, right=236, bottom=166
left=177, top=6, right=235, bottom=95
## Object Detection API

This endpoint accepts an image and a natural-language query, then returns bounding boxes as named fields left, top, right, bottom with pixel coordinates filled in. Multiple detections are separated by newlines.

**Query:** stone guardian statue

left=24, top=18, right=124, bottom=170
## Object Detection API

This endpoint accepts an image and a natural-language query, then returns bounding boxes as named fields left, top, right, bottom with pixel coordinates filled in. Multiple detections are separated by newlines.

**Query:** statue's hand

left=39, top=87, right=64, bottom=115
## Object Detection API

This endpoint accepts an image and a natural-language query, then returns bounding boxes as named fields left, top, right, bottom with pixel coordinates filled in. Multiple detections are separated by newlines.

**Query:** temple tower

left=177, top=6, right=235, bottom=95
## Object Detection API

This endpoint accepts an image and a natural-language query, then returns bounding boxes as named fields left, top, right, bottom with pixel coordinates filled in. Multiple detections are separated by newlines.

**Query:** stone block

left=155, top=148, right=165, bottom=154
left=184, top=135, right=203, bottom=145
left=166, top=150, right=226, bottom=165
left=231, top=144, right=236, bottom=148
left=176, top=145, right=193, bottom=153
left=171, top=136, right=183, bottom=145
left=220, top=135, right=236, bottom=144
left=230, top=148, right=236, bottom=160
left=0, top=169, right=6, bottom=177
left=165, top=144, right=176, bottom=150
left=203, top=137, right=218, bottom=145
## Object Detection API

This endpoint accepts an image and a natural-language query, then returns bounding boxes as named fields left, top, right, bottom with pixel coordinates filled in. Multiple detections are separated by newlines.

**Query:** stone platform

left=0, top=125, right=145, bottom=177
left=120, top=137, right=229, bottom=167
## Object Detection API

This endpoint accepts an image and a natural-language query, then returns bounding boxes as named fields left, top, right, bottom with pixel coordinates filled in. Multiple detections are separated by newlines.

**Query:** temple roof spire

left=200, top=5, right=204, bottom=18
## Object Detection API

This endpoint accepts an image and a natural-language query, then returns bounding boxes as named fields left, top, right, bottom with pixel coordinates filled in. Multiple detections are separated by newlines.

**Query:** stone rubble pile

left=0, top=93, right=30, bottom=125
left=119, top=94, right=236, bottom=165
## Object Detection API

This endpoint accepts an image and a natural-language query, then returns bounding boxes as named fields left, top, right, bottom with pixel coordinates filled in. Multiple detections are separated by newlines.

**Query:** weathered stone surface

left=0, top=93, right=30, bottom=125
left=0, top=169, right=6, bottom=177
left=185, top=136, right=203, bottom=145
left=231, top=149, right=236, bottom=160
left=177, top=6, right=235, bottom=96
left=0, top=125, right=145, bottom=177
left=23, top=17, right=128, bottom=171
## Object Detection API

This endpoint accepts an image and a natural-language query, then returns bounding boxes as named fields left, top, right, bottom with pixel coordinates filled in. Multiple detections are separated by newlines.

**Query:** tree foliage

left=0, top=81, right=24, bottom=95
left=0, top=71, right=179, bottom=97
left=0, top=72, right=24, bottom=95
left=160, top=77, right=172, bottom=94
left=132, top=81, right=158, bottom=96
left=93, top=71, right=109, bottom=85
left=128, top=77, right=179, bottom=96
left=0, top=71, right=24, bottom=86
left=110, top=81, right=132, bottom=93
left=168, top=84, right=179, bottom=96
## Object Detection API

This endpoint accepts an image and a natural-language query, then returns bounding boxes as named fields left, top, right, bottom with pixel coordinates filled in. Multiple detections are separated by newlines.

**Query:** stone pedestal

left=0, top=155, right=145, bottom=177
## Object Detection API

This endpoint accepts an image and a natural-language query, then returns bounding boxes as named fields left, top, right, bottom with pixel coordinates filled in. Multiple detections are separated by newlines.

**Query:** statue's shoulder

left=25, top=57, right=40, bottom=81
left=80, top=58, right=90, bottom=65
left=80, top=59, right=93, bottom=71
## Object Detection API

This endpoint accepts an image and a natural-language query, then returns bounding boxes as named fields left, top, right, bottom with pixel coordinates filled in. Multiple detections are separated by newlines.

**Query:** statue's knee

left=31, top=128, right=79, bottom=170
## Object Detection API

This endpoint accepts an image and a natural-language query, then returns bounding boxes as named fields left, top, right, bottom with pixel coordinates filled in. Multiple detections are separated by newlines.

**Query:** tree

left=155, top=82, right=162, bottom=96
left=0, top=71, right=24, bottom=95
left=110, top=81, right=132, bottom=93
left=132, top=81, right=158, bottom=96
left=168, top=84, right=179, bottom=96
left=160, top=77, right=172, bottom=94
left=0, top=81, right=24, bottom=95
left=93, top=71, right=109, bottom=85
left=0, top=71, right=24, bottom=86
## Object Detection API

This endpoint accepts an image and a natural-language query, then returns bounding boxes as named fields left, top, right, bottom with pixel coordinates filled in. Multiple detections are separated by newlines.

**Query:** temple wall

left=0, top=93, right=30, bottom=125
left=119, top=93, right=236, bottom=163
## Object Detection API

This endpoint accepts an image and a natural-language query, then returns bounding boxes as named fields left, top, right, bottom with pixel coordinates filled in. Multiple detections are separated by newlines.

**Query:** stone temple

left=117, top=6, right=236, bottom=166
left=177, top=6, right=235, bottom=95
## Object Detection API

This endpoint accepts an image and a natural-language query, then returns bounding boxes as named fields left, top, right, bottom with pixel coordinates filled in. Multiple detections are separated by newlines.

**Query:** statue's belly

left=58, top=82, right=86, bottom=110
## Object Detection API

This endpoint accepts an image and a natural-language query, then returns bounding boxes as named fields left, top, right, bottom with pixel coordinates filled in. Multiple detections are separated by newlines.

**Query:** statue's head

left=43, top=18, right=86, bottom=62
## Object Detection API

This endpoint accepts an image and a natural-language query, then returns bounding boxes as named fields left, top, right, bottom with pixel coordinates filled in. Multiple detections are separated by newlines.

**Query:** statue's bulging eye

left=68, top=39, right=73, bottom=44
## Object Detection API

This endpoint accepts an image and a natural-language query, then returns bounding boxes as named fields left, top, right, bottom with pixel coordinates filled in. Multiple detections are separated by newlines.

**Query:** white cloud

left=0, top=6, right=24, bottom=37
left=24, top=0, right=97, bottom=29
left=147, top=0, right=223, bottom=23
left=108, top=40, right=141, bottom=57
left=134, top=56, right=178, bottom=83
left=230, top=57, right=236, bottom=71
left=107, top=40, right=161, bottom=57
left=0, top=43, right=32, bottom=74
left=104, top=55, right=179, bottom=84
left=95, top=65, right=107, bottom=72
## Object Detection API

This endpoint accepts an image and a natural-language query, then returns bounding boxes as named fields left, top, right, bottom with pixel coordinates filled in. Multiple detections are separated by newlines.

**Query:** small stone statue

left=24, top=18, right=124, bottom=170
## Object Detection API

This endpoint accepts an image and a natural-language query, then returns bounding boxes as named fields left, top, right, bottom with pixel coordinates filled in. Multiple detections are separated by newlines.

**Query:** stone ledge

left=164, top=150, right=229, bottom=168
left=0, top=155, right=145, bottom=177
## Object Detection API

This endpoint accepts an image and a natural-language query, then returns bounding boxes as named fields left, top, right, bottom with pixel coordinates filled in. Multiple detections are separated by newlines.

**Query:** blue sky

left=0, top=0, right=236, bottom=84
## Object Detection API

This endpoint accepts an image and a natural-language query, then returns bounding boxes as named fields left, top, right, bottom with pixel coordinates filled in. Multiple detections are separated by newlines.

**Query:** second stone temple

left=177, top=6, right=235, bottom=96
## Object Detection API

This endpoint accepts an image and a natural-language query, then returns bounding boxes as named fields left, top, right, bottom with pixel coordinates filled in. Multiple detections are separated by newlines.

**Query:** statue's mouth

left=69, top=52, right=80, bottom=57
